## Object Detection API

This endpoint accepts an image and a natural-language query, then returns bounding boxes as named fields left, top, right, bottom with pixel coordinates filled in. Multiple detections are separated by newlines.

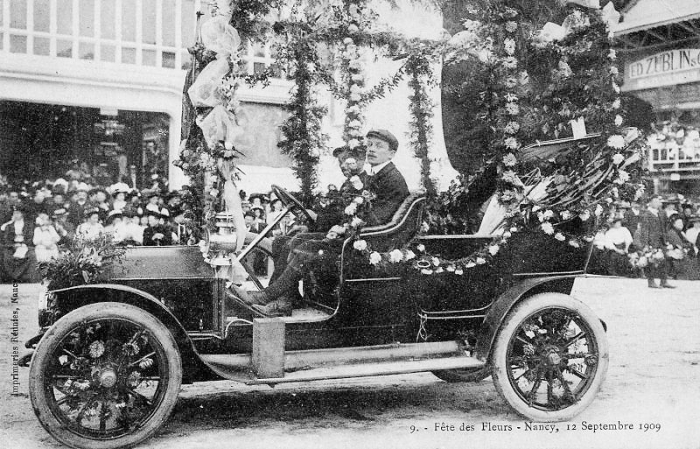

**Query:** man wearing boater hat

left=232, top=129, right=409, bottom=316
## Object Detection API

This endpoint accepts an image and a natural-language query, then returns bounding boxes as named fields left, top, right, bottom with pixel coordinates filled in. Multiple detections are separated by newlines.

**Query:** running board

left=248, top=356, right=484, bottom=385
left=199, top=353, right=484, bottom=385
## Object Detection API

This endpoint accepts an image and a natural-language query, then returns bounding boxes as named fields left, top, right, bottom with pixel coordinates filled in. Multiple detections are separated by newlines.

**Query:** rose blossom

left=369, top=252, right=382, bottom=265
left=612, top=153, right=624, bottom=165
left=554, top=233, right=566, bottom=241
left=389, top=249, right=404, bottom=263
left=607, top=135, right=625, bottom=149
left=353, top=239, right=367, bottom=251
left=541, top=222, right=554, bottom=235
left=344, top=203, right=357, bottom=215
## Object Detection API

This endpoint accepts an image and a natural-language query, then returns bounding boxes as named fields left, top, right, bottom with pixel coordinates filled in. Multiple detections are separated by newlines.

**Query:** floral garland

left=406, top=54, right=437, bottom=198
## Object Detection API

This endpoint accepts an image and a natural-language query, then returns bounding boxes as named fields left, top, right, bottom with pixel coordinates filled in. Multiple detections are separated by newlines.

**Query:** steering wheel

left=271, top=185, right=315, bottom=223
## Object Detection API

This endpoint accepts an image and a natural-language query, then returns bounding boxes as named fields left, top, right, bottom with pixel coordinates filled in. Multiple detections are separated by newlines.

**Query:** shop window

left=101, top=44, right=116, bottom=62
left=121, top=47, right=136, bottom=64
left=34, top=37, right=50, bottom=56
left=56, top=0, right=72, bottom=35
left=162, top=51, right=176, bottom=69
left=10, top=0, right=26, bottom=29
left=10, top=34, right=26, bottom=53
left=142, top=0, right=156, bottom=45
left=56, top=39, right=72, bottom=57
left=101, top=1, right=116, bottom=40
left=79, top=42, right=94, bottom=60
left=121, top=0, right=136, bottom=42
left=34, top=0, right=51, bottom=33
left=142, top=49, right=157, bottom=66
left=163, top=0, right=177, bottom=47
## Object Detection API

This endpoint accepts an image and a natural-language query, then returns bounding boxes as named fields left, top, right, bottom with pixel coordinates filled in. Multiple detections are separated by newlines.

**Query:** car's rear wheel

left=491, top=293, right=608, bottom=422
left=29, top=302, right=182, bottom=449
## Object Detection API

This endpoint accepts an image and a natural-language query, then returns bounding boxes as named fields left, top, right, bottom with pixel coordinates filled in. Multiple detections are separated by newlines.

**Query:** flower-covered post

left=406, top=53, right=437, bottom=198
left=275, top=14, right=328, bottom=204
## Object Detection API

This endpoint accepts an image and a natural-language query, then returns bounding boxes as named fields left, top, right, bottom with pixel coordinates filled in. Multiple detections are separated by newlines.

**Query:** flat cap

left=366, top=129, right=398, bottom=152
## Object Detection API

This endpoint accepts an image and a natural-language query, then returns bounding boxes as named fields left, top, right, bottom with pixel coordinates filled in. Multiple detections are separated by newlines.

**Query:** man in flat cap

left=232, top=129, right=409, bottom=316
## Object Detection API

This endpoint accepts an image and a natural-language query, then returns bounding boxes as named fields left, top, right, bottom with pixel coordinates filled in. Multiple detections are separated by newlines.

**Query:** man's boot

left=252, top=297, right=293, bottom=317
left=660, top=279, right=676, bottom=289
left=647, top=278, right=659, bottom=289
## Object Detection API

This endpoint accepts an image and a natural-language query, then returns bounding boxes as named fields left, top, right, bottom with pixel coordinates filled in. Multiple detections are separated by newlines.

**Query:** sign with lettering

left=628, top=49, right=700, bottom=79
left=623, top=49, right=700, bottom=92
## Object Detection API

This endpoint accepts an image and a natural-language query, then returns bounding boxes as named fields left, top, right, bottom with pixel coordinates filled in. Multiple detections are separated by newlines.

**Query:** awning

left=614, top=0, right=700, bottom=36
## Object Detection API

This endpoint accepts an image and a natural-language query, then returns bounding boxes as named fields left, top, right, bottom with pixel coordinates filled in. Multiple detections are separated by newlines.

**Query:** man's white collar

left=366, top=160, right=391, bottom=176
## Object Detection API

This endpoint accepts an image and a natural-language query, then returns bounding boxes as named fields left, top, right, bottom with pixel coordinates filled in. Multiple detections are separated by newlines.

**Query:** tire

left=491, top=293, right=608, bottom=422
left=432, top=366, right=491, bottom=383
left=29, top=302, right=182, bottom=449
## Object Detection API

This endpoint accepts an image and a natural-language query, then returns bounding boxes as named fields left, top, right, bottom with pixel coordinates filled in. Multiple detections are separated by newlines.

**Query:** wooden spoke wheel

left=29, top=303, right=182, bottom=449
left=491, top=293, right=608, bottom=422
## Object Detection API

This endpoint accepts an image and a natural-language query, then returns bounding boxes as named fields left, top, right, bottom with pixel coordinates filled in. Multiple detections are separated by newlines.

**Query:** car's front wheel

left=491, top=293, right=608, bottom=422
left=29, top=302, right=182, bottom=449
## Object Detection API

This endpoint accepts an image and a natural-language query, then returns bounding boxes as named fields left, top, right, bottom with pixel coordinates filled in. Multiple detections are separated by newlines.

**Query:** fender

left=44, top=283, right=217, bottom=382
left=475, top=275, right=579, bottom=361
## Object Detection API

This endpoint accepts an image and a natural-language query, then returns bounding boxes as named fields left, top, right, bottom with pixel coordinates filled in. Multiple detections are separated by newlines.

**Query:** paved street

left=1, top=277, right=699, bottom=449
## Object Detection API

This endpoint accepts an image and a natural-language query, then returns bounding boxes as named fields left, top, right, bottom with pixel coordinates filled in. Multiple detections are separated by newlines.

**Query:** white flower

left=350, top=93, right=361, bottom=102
left=608, top=49, right=617, bottom=60
left=348, top=24, right=359, bottom=33
left=488, top=245, right=500, bottom=255
left=502, top=56, right=518, bottom=69
left=610, top=66, right=619, bottom=76
left=416, top=244, right=426, bottom=253
left=543, top=209, right=554, bottom=220
left=537, top=211, right=545, bottom=222
left=615, top=115, right=623, bottom=127
left=435, top=267, right=444, bottom=274
left=389, top=249, right=404, bottom=263
left=462, top=19, right=481, bottom=32
left=353, top=196, right=364, bottom=204
left=478, top=49, right=493, bottom=63
left=343, top=37, right=354, bottom=45
left=405, top=250, right=416, bottom=261
left=432, top=257, right=441, bottom=267
left=612, top=153, right=624, bottom=165
left=350, top=216, right=364, bottom=228
left=541, top=222, right=554, bottom=235
left=612, top=98, right=621, bottom=109
left=519, top=70, right=530, bottom=85
left=465, top=261, right=476, bottom=269
left=421, top=268, right=433, bottom=275
left=615, top=170, right=630, bottom=184
left=344, top=203, right=358, bottom=216
left=503, top=153, right=518, bottom=167
left=59, top=355, right=69, bottom=365
left=505, top=21, right=518, bottom=33
left=505, top=102, right=520, bottom=115
left=579, top=210, right=591, bottom=221
left=369, top=252, right=382, bottom=265
left=504, top=38, right=516, bottom=55
left=503, top=231, right=512, bottom=239
left=595, top=204, right=604, bottom=216
left=504, top=121, right=520, bottom=134
left=607, top=135, right=626, bottom=149
left=351, top=74, right=364, bottom=82
left=350, top=175, right=363, bottom=190
left=505, top=137, right=520, bottom=150
left=612, top=82, right=620, bottom=93
left=476, top=257, right=486, bottom=265
left=455, top=267, right=465, bottom=275
left=569, top=240, right=580, bottom=248
left=561, top=210, right=572, bottom=220
left=348, top=138, right=360, bottom=149
left=554, top=233, right=566, bottom=241
left=353, top=239, right=368, bottom=251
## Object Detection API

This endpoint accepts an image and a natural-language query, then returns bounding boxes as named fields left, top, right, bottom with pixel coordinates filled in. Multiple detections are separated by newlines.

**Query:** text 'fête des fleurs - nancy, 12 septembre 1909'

left=411, top=421, right=662, bottom=434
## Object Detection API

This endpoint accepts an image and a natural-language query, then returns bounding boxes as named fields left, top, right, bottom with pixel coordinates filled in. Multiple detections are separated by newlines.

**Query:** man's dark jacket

left=637, top=209, right=668, bottom=249
left=365, top=162, right=409, bottom=226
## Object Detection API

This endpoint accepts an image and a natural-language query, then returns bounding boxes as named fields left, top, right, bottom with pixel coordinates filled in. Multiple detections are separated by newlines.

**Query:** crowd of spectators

left=0, top=169, right=321, bottom=283
left=591, top=196, right=700, bottom=280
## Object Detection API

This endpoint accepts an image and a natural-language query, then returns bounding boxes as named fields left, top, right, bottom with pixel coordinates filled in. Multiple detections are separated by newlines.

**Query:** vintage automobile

left=23, top=176, right=609, bottom=449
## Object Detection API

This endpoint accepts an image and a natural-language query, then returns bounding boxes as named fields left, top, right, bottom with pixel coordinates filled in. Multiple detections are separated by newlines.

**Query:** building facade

left=615, top=0, right=700, bottom=194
